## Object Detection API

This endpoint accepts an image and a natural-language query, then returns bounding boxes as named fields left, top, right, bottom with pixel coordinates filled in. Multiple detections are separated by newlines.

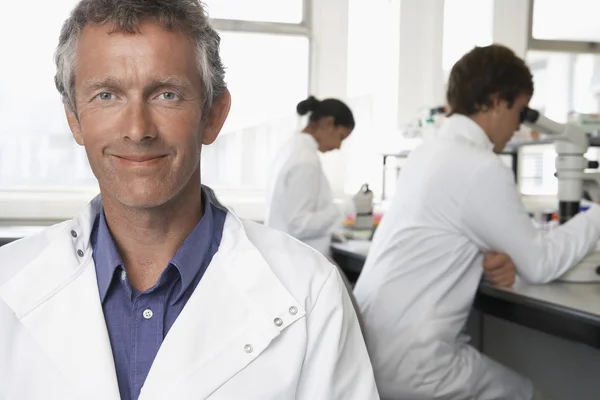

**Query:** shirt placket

left=130, top=287, right=166, bottom=399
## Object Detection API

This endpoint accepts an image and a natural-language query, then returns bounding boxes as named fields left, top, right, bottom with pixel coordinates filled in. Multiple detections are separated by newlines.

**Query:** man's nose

left=122, top=99, right=158, bottom=142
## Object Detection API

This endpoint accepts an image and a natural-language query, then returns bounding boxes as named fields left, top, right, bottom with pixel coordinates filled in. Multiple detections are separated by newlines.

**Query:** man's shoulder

left=0, top=222, right=70, bottom=286
left=241, top=220, right=337, bottom=308
left=418, top=137, right=499, bottom=160
left=242, top=220, right=334, bottom=277
left=402, top=140, right=500, bottom=183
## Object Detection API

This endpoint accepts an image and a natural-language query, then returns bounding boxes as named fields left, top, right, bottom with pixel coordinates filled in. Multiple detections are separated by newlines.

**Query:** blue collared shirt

left=90, top=192, right=226, bottom=400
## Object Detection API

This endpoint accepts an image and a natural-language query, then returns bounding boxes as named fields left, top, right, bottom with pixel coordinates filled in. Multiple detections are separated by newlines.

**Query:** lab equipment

left=520, top=107, right=600, bottom=282
left=352, top=184, right=374, bottom=230
left=400, top=105, right=448, bottom=139
left=568, top=112, right=600, bottom=135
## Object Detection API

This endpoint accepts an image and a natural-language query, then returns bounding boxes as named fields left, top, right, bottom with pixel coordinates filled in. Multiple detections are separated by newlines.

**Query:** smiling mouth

left=113, top=155, right=168, bottom=164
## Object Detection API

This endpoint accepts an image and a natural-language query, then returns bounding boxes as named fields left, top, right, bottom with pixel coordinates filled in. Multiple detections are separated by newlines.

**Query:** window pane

left=0, top=0, right=96, bottom=189
left=203, top=0, right=303, bottom=24
left=527, top=51, right=600, bottom=123
left=521, top=50, right=600, bottom=197
left=345, top=0, right=400, bottom=199
left=442, top=0, right=493, bottom=74
left=201, top=32, right=309, bottom=189
left=532, top=0, right=600, bottom=42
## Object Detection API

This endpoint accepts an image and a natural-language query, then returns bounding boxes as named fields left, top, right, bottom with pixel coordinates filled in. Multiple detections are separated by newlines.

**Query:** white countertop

left=331, top=240, right=600, bottom=320
left=488, top=282, right=600, bottom=320
left=331, top=240, right=371, bottom=257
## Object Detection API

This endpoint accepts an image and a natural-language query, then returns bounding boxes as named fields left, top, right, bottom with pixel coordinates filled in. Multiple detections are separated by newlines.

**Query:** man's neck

left=101, top=184, right=204, bottom=291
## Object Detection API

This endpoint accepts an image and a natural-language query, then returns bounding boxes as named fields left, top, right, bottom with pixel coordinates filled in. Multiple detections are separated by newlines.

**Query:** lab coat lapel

left=0, top=203, right=120, bottom=400
left=140, top=215, right=305, bottom=400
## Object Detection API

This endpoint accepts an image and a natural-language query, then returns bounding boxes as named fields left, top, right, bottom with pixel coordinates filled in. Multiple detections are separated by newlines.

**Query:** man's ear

left=489, top=93, right=501, bottom=110
left=202, top=89, right=231, bottom=145
left=65, top=105, right=84, bottom=146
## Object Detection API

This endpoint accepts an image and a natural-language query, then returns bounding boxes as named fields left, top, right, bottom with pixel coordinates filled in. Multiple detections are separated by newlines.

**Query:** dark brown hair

left=446, top=44, right=533, bottom=116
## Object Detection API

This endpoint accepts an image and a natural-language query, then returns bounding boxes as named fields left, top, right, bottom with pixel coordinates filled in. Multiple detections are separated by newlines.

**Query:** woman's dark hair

left=296, top=96, right=355, bottom=130
left=446, top=44, right=533, bottom=116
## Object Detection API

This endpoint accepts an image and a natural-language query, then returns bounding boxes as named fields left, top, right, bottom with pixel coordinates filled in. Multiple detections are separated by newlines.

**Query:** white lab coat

left=354, top=114, right=600, bottom=400
left=266, top=132, right=342, bottom=256
left=0, top=191, right=379, bottom=400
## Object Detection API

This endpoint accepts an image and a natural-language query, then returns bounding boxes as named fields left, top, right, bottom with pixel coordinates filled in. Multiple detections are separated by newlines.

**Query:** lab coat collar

left=299, top=132, right=319, bottom=151
left=0, top=186, right=305, bottom=400
left=438, top=114, right=495, bottom=152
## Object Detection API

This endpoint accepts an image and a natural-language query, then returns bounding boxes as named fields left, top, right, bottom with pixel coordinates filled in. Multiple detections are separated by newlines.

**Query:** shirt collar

left=169, top=190, right=215, bottom=303
left=91, top=189, right=216, bottom=304
left=438, top=114, right=495, bottom=152
left=91, top=210, right=125, bottom=303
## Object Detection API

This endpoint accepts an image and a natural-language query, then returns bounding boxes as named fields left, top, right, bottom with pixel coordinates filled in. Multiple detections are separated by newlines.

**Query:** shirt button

left=274, top=317, right=283, bottom=327
left=289, top=306, right=298, bottom=315
left=143, top=309, right=153, bottom=319
left=244, top=344, right=253, bottom=354
left=121, top=270, right=127, bottom=281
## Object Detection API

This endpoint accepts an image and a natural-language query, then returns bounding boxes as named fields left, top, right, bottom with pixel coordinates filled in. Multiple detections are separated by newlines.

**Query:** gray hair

left=54, top=0, right=226, bottom=115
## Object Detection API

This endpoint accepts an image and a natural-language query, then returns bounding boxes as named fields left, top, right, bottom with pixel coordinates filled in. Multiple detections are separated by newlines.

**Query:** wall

left=396, top=0, right=445, bottom=127
left=492, top=0, right=529, bottom=58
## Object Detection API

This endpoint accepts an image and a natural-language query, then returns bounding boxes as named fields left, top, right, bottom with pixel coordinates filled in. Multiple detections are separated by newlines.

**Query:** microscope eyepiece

left=520, top=107, right=540, bottom=124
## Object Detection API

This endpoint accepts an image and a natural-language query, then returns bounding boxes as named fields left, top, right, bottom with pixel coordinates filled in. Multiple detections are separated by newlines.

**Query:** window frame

left=528, top=0, right=600, bottom=54
left=202, top=1, right=313, bottom=191
left=519, top=0, right=600, bottom=197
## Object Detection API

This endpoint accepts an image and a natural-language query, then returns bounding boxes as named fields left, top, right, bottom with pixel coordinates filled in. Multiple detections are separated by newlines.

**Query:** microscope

left=520, top=107, right=600, bottom=282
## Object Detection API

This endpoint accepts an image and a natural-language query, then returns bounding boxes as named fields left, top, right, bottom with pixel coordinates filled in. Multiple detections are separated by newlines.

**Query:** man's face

left=490, top=93, right=530, bottom=153
left=66, top=21, right=230, bottom=209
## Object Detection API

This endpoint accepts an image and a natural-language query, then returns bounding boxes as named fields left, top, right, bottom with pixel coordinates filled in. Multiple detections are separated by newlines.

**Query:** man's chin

left=103, top=187, right=176, bottom=211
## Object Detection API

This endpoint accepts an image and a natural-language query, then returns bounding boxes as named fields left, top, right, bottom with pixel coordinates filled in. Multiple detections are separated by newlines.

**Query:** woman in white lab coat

left=265, top=96, right=354, bottom=258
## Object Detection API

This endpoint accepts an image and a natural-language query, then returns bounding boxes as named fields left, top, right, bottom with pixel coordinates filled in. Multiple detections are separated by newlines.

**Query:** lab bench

left=331, top=241, right=600, bottom=349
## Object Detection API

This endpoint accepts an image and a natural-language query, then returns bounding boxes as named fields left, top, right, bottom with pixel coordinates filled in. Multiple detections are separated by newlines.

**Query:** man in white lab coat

left=0, top=1, right=379, bottom=399
left=354, top=44, right=600, bottom=400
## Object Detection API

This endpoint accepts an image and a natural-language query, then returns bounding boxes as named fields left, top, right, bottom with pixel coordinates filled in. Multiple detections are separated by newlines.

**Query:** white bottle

left=353, top=184, right=374, bottom=230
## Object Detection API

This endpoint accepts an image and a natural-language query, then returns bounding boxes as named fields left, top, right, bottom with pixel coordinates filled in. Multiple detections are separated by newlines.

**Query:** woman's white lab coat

left=0, top=191, right=378, bottom=400
left=354, top=114, right=600, bottom=400
left=265, top=133, right=342, bottom=257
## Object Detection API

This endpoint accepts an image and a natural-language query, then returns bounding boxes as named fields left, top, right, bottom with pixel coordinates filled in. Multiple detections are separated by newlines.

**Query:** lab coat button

left=71, top=230, right=77, bottom=238
left=289, top=306, right=298, bottom=315
left=77, top=249, right=84, bottom=257
left=143, top=309, right=153, bottom=319
left=244, top=344, right=253, bottom=354
left=274, top=317, right=283, bottom=327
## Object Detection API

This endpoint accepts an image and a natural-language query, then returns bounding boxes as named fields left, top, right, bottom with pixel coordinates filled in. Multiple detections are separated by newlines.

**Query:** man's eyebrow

left=81, top=77, right=124, bottom=92
left=147, top=76, right=195, bottom=93
left=80, top=76, right=195, bottom=93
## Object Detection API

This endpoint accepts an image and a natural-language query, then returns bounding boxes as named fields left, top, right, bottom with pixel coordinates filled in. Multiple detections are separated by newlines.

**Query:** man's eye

left=97, top=92, right=113, bottom=101
left=158, top=92, right=178, bottom=100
